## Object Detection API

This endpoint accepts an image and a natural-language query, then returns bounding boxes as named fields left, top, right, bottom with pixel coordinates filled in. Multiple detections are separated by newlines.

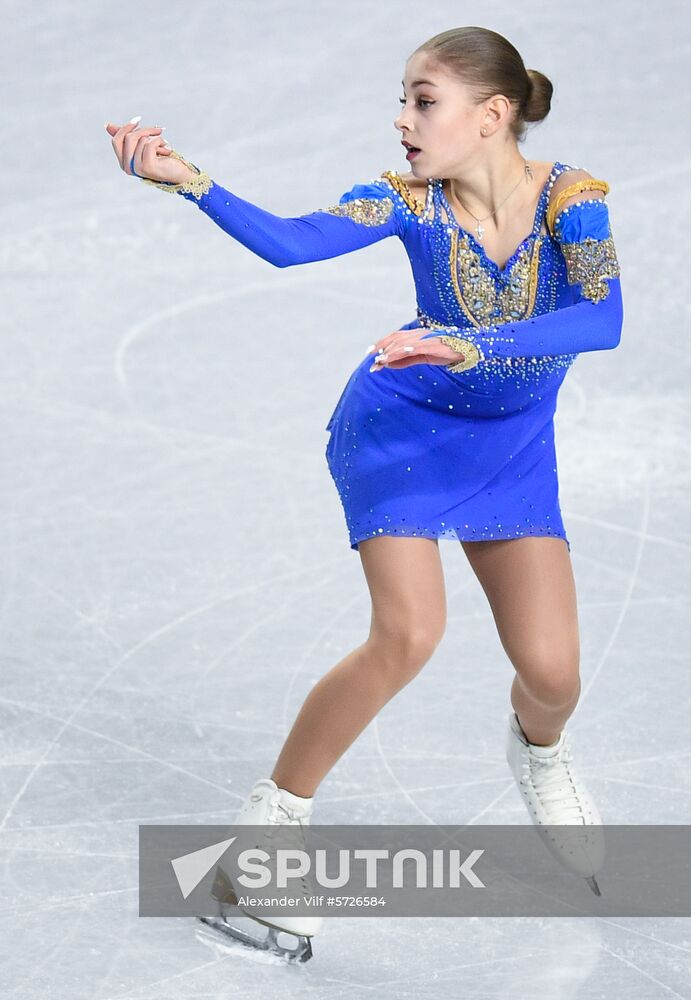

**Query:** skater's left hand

left=367, top=331, right=469, bottom=371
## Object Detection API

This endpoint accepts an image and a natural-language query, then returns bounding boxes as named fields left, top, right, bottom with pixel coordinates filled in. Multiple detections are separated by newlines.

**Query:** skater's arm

left=107, top=122, right=405, bottom=265
left=418, top=172, right=623, bottom=365
left=144, top=156, right=406, bottom=267
left=420, top=277, right=623, bottom=363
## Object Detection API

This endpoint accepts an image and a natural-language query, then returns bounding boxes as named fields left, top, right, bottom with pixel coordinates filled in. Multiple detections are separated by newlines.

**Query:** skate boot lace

left=258, top=794, right=314, bottom=897
left=520, top=744, right=587, bottom=824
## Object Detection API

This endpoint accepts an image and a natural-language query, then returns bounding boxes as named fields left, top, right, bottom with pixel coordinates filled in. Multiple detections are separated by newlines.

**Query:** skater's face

left=394, top=52, right=511, bottom=178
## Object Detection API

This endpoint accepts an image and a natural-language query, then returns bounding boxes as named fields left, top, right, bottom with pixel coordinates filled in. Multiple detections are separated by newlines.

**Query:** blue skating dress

left=150, top=158, right=623, bottom=553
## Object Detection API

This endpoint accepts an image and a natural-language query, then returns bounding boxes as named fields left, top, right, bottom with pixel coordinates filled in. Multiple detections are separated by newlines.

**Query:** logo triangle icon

left=170, top=836, right=237, bottom=899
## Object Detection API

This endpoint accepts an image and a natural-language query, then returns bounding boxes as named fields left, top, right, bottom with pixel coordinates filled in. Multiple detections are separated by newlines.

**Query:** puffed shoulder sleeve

left=546, top=171, right=621, bottom=304
left=140, top=152, right=405, bottom=267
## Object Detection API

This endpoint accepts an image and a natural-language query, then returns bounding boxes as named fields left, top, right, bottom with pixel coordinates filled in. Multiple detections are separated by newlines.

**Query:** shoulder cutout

left=547, top=169, right=610, bottom=237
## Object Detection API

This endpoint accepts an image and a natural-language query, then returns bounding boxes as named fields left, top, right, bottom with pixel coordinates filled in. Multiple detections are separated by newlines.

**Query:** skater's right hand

left=105, top=119, right=197, bottom=185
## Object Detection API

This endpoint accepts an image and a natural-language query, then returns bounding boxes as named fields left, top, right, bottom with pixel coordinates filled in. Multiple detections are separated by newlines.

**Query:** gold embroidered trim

left=319, top=196, right=394, bottom=225
left=546, top=179, right=609, bottom=235
left=141, top=148, right=213, bottom=199
left=560, top=234, right=621, bottom=303
left=524, top=237, right=542, bottom=318
left=437, top=335, right=483, bottom=372
left=379, top=171, right=425, bottom=216
left=449, top=230, right=485, bottom=328
left=448, top=230, right=543, bottom=327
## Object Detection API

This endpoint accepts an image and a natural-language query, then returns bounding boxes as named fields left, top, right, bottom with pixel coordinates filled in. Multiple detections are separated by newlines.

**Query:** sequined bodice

left=378, top=162, right=579, bottom=385
left=395, top=164, right=569, bottom=327
left=433, top=170, right=551, bottom=275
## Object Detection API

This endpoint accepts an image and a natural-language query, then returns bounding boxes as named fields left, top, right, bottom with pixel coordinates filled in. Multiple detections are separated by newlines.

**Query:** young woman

left=107, top=26, right=622, bottom=961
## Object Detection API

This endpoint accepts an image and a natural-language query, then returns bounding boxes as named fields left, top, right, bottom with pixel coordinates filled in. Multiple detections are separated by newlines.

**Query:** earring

left=481, top=127, right=487, bottom=135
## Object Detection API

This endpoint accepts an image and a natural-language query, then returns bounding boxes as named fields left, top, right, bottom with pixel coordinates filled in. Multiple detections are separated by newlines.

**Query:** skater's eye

left=398, top=98, right=435, bottom=109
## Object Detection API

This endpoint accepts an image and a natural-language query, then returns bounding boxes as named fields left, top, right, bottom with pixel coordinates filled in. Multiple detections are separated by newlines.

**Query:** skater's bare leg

left=271, top=537, right=446, bottom=798
left=461, top=536, right=580, bottom=747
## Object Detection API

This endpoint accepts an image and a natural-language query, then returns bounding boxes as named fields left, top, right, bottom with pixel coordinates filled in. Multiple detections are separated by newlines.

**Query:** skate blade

left=206, top=865, right=314, bottom=962
left=198, top=914, right=313, bottom=963
left=585, top=875, right=601, bottom=896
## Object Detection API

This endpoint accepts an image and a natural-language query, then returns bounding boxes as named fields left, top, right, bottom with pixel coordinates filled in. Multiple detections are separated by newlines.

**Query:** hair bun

left=524, top=69, right=553, bottom=123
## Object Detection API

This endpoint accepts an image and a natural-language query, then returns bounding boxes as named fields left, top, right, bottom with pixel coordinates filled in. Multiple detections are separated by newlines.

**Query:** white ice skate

left=198, top=777, right=322, bottom=963
left=506, top=711, right=605, bottom=896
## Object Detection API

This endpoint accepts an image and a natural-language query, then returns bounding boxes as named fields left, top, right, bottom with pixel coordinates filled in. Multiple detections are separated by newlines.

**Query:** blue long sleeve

left=419, top=279, right=623, bottom=361
left=417, top=198, right=623, bottom=362
left=177, top=177, right=405, bottom=267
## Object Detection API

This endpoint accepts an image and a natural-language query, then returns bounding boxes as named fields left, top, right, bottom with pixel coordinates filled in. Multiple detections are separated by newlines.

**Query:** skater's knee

left=366, top=624, right=443, bottom=685
left=514, top=645, right=580, bottom=706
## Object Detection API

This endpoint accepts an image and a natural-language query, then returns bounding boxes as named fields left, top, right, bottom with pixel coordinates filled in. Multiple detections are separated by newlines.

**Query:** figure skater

left=106, top=25, right=622, bottom=961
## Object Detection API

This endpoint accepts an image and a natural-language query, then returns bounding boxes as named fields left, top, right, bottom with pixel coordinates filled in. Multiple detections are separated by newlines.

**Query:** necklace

left=450, top=159, right=534, bottom=240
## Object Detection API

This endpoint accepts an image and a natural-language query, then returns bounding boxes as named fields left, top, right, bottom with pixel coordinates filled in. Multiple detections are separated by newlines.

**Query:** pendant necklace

left=451, top=160, right=534, bottom=240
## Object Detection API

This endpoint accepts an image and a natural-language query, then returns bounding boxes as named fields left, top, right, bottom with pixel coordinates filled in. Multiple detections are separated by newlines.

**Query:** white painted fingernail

left=366, top=344, right=376, bottom=352
left=128, top=115, right=142, bottom=124
left=377, top=353, right=388, bottom=361
left=403, top=345, right=414, bottom=352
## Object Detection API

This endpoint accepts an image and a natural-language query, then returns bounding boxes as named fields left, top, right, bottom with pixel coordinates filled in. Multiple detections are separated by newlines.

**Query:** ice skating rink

left=2, top=0, right=690, bottom=995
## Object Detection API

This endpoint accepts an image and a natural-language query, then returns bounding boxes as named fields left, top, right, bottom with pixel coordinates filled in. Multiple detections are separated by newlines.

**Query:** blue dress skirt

left=162, top=158, right=623, bottom=552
